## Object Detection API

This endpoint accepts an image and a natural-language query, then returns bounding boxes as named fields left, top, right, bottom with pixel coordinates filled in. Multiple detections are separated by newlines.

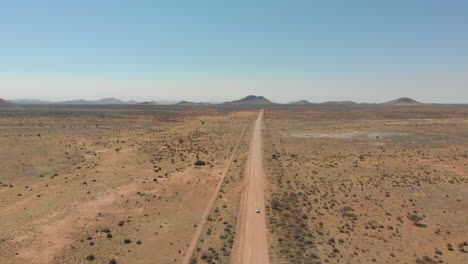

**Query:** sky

left=1, top=0, right=467, bottom=103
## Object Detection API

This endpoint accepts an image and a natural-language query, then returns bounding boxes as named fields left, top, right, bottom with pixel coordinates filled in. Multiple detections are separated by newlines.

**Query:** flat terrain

left=1, top=104, right=467, bottom=264
left=0, top=105, right=256, bottom=264
left=263, top=106, right=468, bottom=264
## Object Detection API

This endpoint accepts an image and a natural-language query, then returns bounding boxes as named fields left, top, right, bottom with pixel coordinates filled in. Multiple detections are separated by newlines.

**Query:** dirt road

left=232, top=109, right=270, bottom=264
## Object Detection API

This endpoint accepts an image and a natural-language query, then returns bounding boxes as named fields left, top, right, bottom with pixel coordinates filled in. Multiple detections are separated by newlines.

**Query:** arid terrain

left=263, top=106, right=468, bottom=264
left=0, top=105, right=256, bottom=264
left=0, top=104, right=467, bottom=264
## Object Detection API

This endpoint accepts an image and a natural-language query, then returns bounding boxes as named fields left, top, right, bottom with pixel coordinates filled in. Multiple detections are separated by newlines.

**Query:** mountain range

left=1, top=96, right=456, bottom=106
left=8, top=98, right=177, bottom=105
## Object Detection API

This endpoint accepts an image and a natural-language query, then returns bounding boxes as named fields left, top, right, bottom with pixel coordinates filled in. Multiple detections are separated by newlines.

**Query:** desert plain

left=0, top=104, right=467, bottom=264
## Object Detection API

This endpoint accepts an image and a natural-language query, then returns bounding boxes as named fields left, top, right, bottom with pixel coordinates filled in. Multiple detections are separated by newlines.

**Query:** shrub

left=271, top=199, right=281, bottom=210
left=194, top=160, right=206, bottom=166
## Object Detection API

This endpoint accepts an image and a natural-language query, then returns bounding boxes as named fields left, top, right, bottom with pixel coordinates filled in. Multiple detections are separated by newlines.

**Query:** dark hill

left=385, top=97, right=422, bottom=105
left=139, top=101, right=158, bottom=105
left=0, top=98, right=12, bottom=105
left=224, top=95, right=275, bottom=105
left=321, top=101, right=358, bottom=105
left=288, top=100, right=312, bottom=105
left=176, top=101, right=212, bottom=106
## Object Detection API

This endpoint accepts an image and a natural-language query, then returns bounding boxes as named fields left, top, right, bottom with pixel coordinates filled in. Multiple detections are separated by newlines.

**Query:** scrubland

left=1, top=104, right=467, bottom=264
left=263, top=106, right=467, bottom=264
left=0, top=105, right=255, bottom=264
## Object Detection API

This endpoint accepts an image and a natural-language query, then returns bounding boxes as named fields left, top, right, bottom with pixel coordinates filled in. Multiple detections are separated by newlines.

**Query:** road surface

left=232, top=109, right=270, bottom=264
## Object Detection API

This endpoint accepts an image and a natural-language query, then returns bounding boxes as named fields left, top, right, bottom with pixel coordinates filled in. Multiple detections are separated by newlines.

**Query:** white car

left=256, top=208, right=260, bottom=213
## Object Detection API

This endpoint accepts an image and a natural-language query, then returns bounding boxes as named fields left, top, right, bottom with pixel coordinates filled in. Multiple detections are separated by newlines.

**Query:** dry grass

left=0, top=106, right=252, bottom=264
left=263, top=106, right=468, bottom=264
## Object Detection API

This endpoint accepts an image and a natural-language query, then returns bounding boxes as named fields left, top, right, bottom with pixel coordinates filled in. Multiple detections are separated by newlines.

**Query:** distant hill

left=384, top=97, right=422, bottom=105
left=176, top=101, right=212, bottom=106
left=155, top=100, right=179, bottom=105
left=288, top=100, right=312, bottom=105
left=224, top=95, right=275, bottom=106
left=139, top=101, right=158, bottom=105
left=11, top=98, right=175, bottom=105
left=321, top=101, right=358, bottom=106
left=0, top=98, right=12, bottom=105
left=61, top=97, right=125, bottom=105
left=56, top=98, right=140, bottom=105
left=11, top=99, right=43, bottom=104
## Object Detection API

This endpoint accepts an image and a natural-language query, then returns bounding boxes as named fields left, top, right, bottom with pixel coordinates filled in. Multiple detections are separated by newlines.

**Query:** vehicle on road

left=256, top=208, right=260, bottom=213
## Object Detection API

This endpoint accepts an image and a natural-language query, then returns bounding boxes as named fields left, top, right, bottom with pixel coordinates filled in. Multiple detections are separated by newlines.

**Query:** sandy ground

left=231, top=109, right=270, bottom=264
left=262, top=106, right=468, bottom=264
left=1, top=105, right=467, bottom=264
left=181, top=124, right=248, bottom=264
left=0, top=106, right=252, bottom=264
left=185, top=112, right=255, bottom=264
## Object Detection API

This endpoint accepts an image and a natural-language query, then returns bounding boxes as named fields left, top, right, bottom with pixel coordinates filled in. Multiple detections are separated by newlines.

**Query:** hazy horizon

left=1, top=1, right=467, bottom=104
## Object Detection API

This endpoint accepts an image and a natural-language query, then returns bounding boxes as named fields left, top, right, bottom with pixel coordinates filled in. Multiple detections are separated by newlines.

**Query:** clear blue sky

left=1, top=0, right=467, bottom=103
